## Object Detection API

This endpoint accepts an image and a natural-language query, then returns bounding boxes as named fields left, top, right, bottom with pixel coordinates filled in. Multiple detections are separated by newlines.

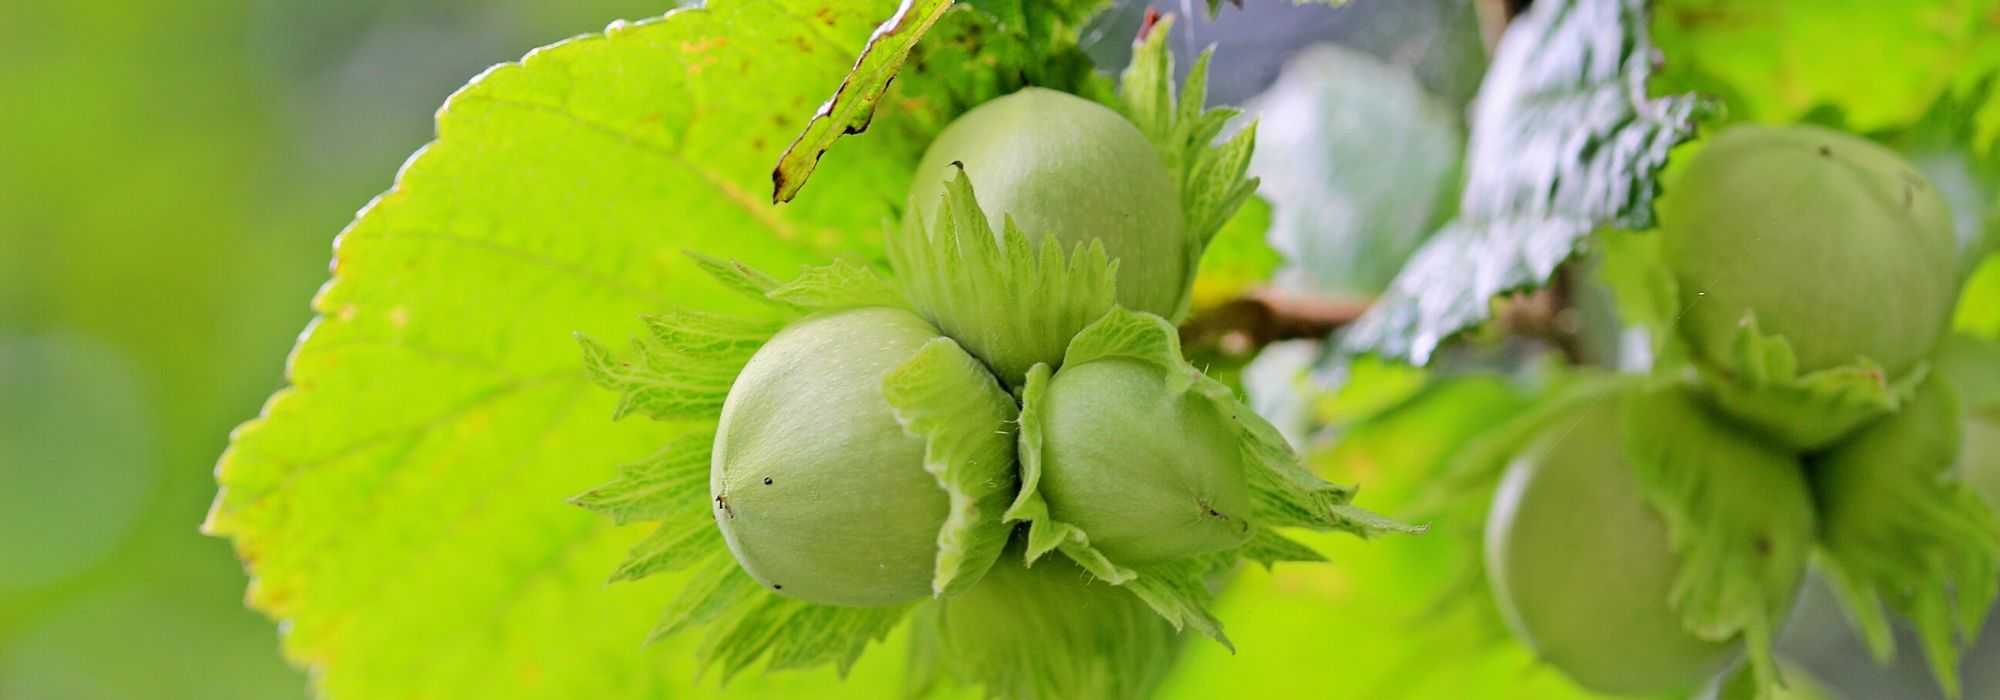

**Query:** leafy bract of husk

left=1622, top=382, right=1816, bottom=698
left=1338, top=0, right=1706, bottom=364
left=576, top=255, right=1017, bottom=678
left=1008, top=308, right=1419, bottom=650
left=905, top=551, right=1183, bottom=700
left=888, top=168, right=1118, bottom=388
left=879, top=336, right=1022, bottom=597
left=1695, top=318, right=1928, bottom=450
left=1119, top=15, right=1260, bottom=323
left=1813, top=376, right=2000, bottom=699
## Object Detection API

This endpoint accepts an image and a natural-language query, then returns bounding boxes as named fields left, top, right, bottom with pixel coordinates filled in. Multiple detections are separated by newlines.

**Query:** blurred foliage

left=1338, top=0, right=1706, bottom=364
left=1652, top=0, right=2000, bottom=137
left=1188, top=196, right=1281, bottom=309
left=1249, top=43, right=1462, bottom=300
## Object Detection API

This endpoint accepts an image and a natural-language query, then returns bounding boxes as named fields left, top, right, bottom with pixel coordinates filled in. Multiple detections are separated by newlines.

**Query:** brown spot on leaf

left=680, top=37, right=727, bottom=54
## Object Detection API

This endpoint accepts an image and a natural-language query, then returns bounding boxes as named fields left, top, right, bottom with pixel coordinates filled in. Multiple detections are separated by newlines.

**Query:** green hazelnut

left=908, top=87, right=1188, bottom=318
left=1036, top=359, right=1252, bottom=564
left=1662, top=124, right=1958, bottom=379
left=1486, top=391, right=1762, bottom=696
left=710, top=307, right=950, bottom=607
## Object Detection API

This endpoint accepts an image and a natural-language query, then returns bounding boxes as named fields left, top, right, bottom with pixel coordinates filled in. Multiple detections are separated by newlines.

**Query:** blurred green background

left=2, top=1, right=1991, bottom=699
left=0, top=3, right=664, bottom=697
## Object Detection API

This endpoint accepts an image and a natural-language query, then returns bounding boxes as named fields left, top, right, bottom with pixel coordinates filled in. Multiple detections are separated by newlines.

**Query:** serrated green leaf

left=1340, top=0, right=1706, bottom=364
left=1250, top=44, right=1463, bottom=300
left=773, top=0, right=955, bottom=203
left=880, top=336, right=1019, bottom=597
left=201, top=2, right=990, bottom=696
left=1814, top=375, right=2000, bottom=699
left=1623, top=383, right=1817, bottom=698
left=888, top=168, right=1118, bottom=387
left=1118, top=15, right=1261, bottom=321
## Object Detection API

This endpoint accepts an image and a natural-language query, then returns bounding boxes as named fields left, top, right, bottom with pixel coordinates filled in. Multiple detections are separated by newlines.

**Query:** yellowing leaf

left=203, top=3, right=958, bottom=697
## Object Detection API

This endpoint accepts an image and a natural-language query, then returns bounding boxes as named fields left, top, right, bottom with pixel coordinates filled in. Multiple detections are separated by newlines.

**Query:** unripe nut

left=908, top=87, right=1189, bottom=318
left=1037, top=359, right=1252, bottom=563
left=1662, top=124, right=1958, bottom=378
left=711, top=308, right=950, bottom=607
left=1484, top=396, right=1743, bottom=695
